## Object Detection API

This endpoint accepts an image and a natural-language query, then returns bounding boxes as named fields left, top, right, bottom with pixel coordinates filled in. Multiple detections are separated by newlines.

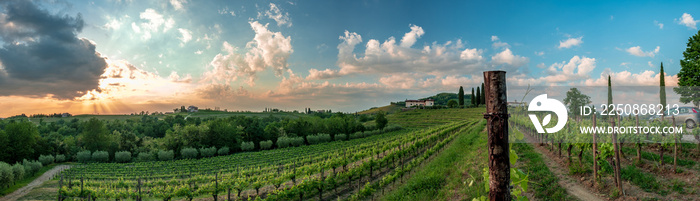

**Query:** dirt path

left=0, top=165, right=71, bottom=201
left=518, top=128, right=606, bottom=201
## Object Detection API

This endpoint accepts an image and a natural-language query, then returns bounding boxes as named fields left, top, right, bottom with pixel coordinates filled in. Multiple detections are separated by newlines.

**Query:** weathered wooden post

left=592, top=114, right=598, bottom=185
left=483, top=71, right=511, bottom=201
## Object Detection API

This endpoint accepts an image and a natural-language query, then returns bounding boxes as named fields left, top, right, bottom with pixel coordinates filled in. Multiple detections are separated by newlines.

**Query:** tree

left=660, top=62, right=667, bottom=113
left=481, top=83, right=486, bottom=104
left=80, top=118, right=110, bottom=152
left=447, top=99, right=458, bottom=108
left=375, top=111, right=388, bottom=132
left=458, top=86, right=465, bottom=107
left=476, top=87, right=481, bottom=107
left=181, top=106, right=187, bottom=113
left=563, top=88, right=591, bottom=121
left=674, top=30, right=700, bottom=107
left=5, top=121, right=39, bottom=163
left=471, top=88, right=475, bottom=106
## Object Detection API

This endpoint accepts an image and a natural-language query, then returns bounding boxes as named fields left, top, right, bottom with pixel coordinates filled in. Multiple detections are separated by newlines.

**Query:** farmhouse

left=405, top=99, right=435, bottom=107
left=187, top=106, right=199, bottom=112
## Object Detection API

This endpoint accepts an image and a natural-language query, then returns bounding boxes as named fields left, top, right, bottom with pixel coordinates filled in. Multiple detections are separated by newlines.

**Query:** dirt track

left=0, top=165, right=71, bottom=201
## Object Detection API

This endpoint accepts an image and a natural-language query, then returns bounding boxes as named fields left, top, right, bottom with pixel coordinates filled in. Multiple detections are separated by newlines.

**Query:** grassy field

left=357, top=104, right=404, bottom=115
left=0, top=164, right=58, bottom=196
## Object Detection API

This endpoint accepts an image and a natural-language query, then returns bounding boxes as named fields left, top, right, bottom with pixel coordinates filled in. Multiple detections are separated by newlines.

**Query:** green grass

left=620, top=146, right=696, bottom=168
left=620, top=165, right=664, bottom=194
left=357, top=104, right=404, bottom=115
left=511, top=132, right=573, bottom=200
left=381, top=120, right=486, bottom=200
left=387, top=108, right=484, bottom=128
left=0, top=164, right=58, bottom=196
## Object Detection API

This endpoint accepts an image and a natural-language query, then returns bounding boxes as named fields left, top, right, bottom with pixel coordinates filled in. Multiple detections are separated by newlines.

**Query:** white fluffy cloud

left=582, top=69, right=678, bottom=86
left=170, top=0, right=187, bottom=11
left=203, top=21, right=293, bottom=86
left=626, top=46, right=659, bottom=57
left=178, top=28, right=192, bottom=44
left=492, top=48, right=528, bottom=67
left=134, top=9, right=174, bottom=40
left=654, top=20, right=664, bottom=29
left=309, top=25, right=486, bottom=81
left=490, top=35, right=509, bottom=48
left=399, top=24, right=424, bottom=47
left=558, top=37, right=583, bottom=49
left=676, top=13, right=698, bottom=29
left=535, top=56, right=596, bottom=83
left=265, top=3, right=291, bottom=27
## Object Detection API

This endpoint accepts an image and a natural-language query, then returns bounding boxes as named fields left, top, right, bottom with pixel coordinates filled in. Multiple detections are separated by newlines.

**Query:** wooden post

left=673, top=116, right=677, bottom=172
left=137, top=178, right=142, bottom=201
left=611, top=115, right=623, bottom=194
left=483, top=71, right=511, bottom=201
left=592, top=114, right=598, bottom=185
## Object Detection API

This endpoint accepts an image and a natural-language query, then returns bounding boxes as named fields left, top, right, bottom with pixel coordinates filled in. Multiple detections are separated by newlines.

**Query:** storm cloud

left=0, top=0, right=107, bottom=99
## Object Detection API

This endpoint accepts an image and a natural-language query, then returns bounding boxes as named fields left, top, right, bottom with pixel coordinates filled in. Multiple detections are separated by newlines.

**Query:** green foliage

left=0, top=162, right=13, bottom=188
left=80, top=118, right=109, bottom=152
left=660, top=62, right=667, bottom=112
left=447, top=99, right=458, bottom=108
left=674, top=30, right=700, bottom=107
left=276, top=136, right=291, bottom=148
left=375, top=111, right=388, bottom=131
left=621, top=165, right=660, bottom=193
left=137, top=152, right=154, bottom=162
left=306, top=133, right=331, bottom=145
left=11, top=163, right=24, bottom=183
left=199, top=146, right=217, bottom=157
left=3, top=121, right=39, bottom=163
left=289, top=137, right=304, bottom=147
left=55, top=154, right=66, bottom=163
left=481, top=83, right=485, bottom=104
left=158, top=150, right=174, bottom=161
left=471, top=88, right=476, bottom=106
left=22, top=159, right=41, bottom=176
left=114, top=151, right=132, bottom=163
left=422, top=92, right=459, bottom=106
left=334, top=134, right=346, bottom=141
left=476, top=87, right=481, bottom=107
left=259, top=140, right=273, bottom=150
left=563, top=88, right=591, bottom=118
left=91, top=151, right=109, bottom=163
left=38, top=155, right=54, bottom=166
left=181, top=147, right=199, bottom=159
left=76, top=150, right=92, bottom=163
left=240, top=142, right=255, bottom=151
left=217, top=147, right=230, bottom=155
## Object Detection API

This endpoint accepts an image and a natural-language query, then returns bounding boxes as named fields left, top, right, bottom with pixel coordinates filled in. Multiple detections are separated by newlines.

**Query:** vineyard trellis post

left=483, top=71, right=511, bottom=201
left=592, top=114, right=598, bottom=185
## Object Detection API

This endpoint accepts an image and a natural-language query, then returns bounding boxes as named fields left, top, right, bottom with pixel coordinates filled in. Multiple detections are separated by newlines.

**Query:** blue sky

left=0, top=0, right=698, bottom=116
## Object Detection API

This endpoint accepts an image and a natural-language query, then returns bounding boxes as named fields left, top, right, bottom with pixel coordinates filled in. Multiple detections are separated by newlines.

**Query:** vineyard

left=509, top=108, right=700, bottom=200
left=45, top=109, right=486, bottom=201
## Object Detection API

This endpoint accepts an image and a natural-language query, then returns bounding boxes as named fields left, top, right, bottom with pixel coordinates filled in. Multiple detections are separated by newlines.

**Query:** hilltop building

left=187, top=106, right=199, bottom=112
left=405, top=99, right=435, bottom=107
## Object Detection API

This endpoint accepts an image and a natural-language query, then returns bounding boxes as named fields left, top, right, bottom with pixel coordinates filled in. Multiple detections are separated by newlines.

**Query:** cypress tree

left=476, top=87, right=481, bottom=107
left=458, top=86, right=465, bottom=107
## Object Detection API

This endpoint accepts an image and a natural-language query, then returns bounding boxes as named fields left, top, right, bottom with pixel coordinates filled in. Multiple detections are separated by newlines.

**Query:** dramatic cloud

left=197, top=84, right=249, bottom=100
left=676, top=13, right=698, bottom=29
left=0, top=1, right=108, bottom=99
left=203, top=21, right=293, bottom=86
left=626, top=46, right=659, bottom=57
left=264, top=3, right=291, bottom=27
left=558, top=37, right=583, bottom=49
left=582, top=69, right=678, bottom=86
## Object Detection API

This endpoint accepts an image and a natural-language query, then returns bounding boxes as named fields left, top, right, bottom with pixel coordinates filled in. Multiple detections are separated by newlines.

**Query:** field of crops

left=51, top=109, right=485, bottom=201
left=510, top=109, right=700, bottom=200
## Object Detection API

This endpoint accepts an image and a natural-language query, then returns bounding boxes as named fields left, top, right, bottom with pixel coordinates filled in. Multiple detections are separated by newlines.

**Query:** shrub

left=76, top=150, right=92, bottom=163
left=137, top=152, right=154, bottom=162
left=55, top=154, right=66, bottom=163
left=200, top=147, right=217, bottom=157
left=350, top=131, right=364, bottom=139
left=158, top=150, right=174, bottom=161
left=217, top=147, right=230, bottom=155
left=276, top=137, right=291, bottom=148
left=306, top=135, right=319, bottom=145
left=38, top=155, right=55, bottom=166
left=22, top=159, right=42, bottom=176
left=241, top=141, right=255, bottom=151
left=181, top=147, right=198, bottom=159
left=0, top=162, right=13, bottom=188
left=290, top=137, right=305, bottom=147
left=92, top=151, right=109, bottom=163
left=334, top=134, right=347, bottom=141
left=115, top=151, right=132, bottom=163
left=11, top=163, right=24, bottom=182
left=384, top=125, right=403, bottom=132
left=307, top=134, right=331, bottom=145
left=259, top=140, right=273, bottom=150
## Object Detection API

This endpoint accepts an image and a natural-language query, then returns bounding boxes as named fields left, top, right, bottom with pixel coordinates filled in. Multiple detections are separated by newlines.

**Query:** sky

left=0, top=0, right=698, bottom=117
